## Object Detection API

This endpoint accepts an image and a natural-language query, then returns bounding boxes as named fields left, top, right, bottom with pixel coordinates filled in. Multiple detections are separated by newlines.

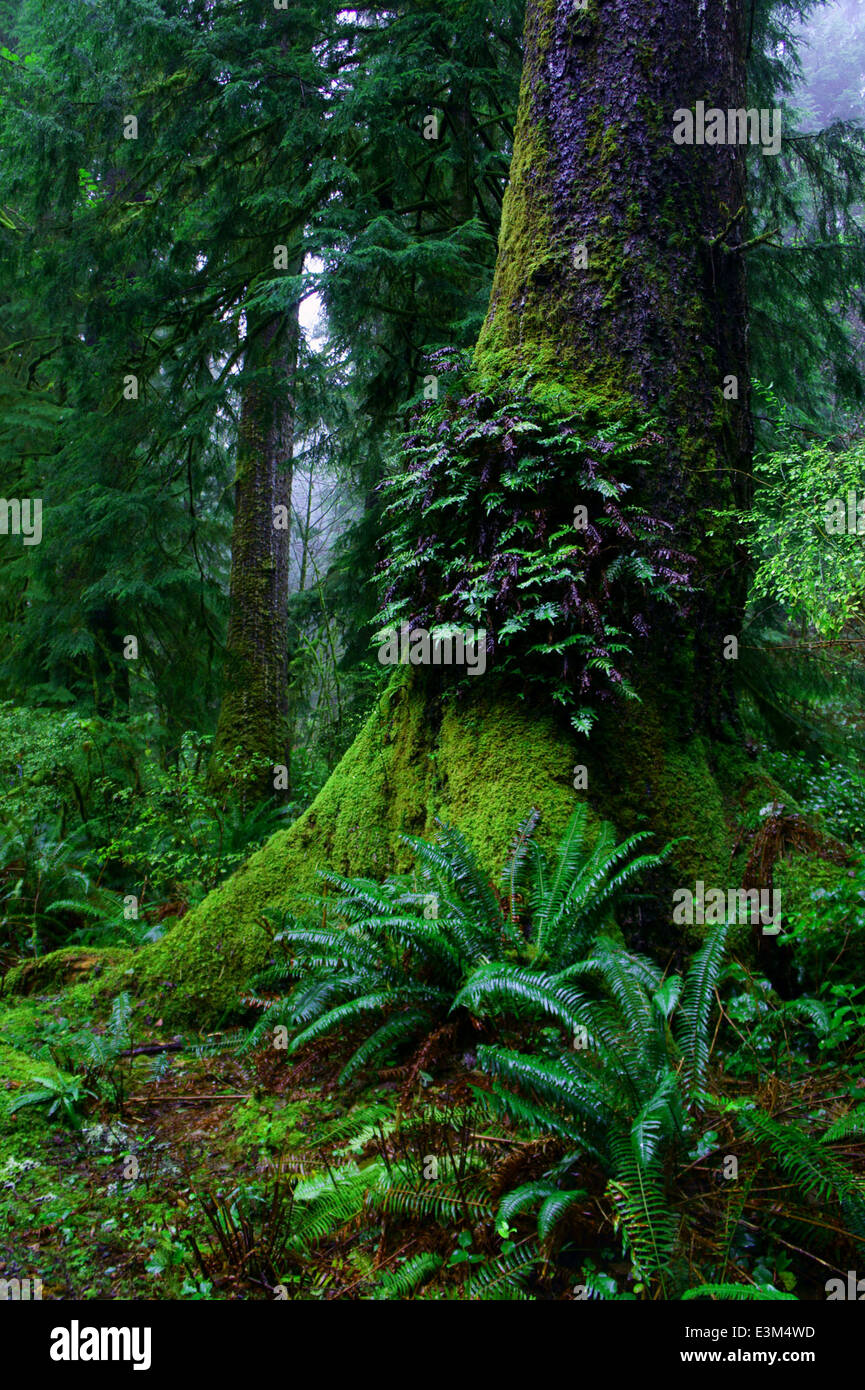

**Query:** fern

left=682, top=1283, right=797, bottom=1301
left=243, top=809, right=667, bottom=1085
left=108, top=991, right=133, bottom=1045
left=464, top=925, right=729, bottom=1287
left=463, top=1242, right=539, bottom=1300
left=308, top=1102, right=394, bottom=1152
left=823, top=1105, right=865, bottom=1142
left=371, top=1177, right=494, bottom=1225
left=536, top=1189, right=586, bottom=1242
left=676, top=921, right=730, bottom=1102
left=371, top=1252, right=444, bottom=1299
left=740, top=1108, right=865, bottom=1227
left=289, top=1164, right=373, bottom=1248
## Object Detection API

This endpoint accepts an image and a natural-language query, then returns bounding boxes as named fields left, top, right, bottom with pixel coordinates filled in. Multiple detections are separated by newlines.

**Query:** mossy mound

left=4, top=947, right=131, bottom=998
left=123, top=676, right=581, bottom=1025
left=0, top=996, right=66, bottom=1053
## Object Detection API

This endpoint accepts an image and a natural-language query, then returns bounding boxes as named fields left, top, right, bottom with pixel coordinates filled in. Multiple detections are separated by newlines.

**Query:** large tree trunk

left=476, top=0, right=753, bottom=732
left=212, top=302, right=299, bottom=804
left=119, top=0, right=787, bottom=1025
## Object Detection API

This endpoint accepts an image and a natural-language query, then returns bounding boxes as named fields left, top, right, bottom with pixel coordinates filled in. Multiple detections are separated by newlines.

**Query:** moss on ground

left=228, top=1095, right=317, bottom=1155
left=0, top=996, right=62, bottom=1053
left=0, top=1043, right=68, bottom=1155
left=4, top=947, right=130, bottom=998
left=119, top=677, right=582, bottom=1026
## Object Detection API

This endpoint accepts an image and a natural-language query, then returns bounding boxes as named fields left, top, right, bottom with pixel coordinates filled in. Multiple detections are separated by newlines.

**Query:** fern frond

left=675, top=921, right=729, bottom=1102
left=500, top=808, right=542, bottom=922
left=606, top=1168, right=679, bottom=1284
left=339, top=1009, right=432, bottom=1085
left=742, top=1108, right=865, bottom=1220
left=372, top=1179, right=494, bottom=1224
left=497, top=1180, right=559, bottom=1225
left=682, top=1283, right=797, bottom=1301
left=537, top=1188, right=586, bottom=1241
left=823, top=1105, right=865, bottom=1143
left=287, top=992, right=395, bottom=1053
left=463, top=1242, right=539, bottom=1299
left=371, top=1252, right=444, bottom=1299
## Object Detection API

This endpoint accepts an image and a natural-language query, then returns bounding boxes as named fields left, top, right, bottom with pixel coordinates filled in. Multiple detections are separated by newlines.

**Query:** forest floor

left=0, top=985, right=534, bottom=1301
left=2, top=967, right=864, bottom=1302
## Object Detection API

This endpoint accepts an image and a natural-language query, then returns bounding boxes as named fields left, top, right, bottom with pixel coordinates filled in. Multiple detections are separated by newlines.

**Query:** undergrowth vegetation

left=3, top=781, right=865, bottom=1301
left=0, top=710, right=316, bottom=956
left=242, top=806, right=669, bottom=1081
left=7, top=0, right=865, bottom=1319
left=191, top=812, right=865, bottom=1301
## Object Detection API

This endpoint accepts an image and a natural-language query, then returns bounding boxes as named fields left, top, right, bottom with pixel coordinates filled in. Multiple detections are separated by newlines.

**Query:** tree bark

left=212, top=300, right=299, bottom=804
left=476, top=0, right=753, bottom=733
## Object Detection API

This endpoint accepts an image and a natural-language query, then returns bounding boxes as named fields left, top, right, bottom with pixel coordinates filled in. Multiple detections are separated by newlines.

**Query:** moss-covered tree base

left=1, top=673, right=853, bottom=1032
left=55, top=672, right=777, bottom=1026
left=129, top=675, right=583, bottom=1024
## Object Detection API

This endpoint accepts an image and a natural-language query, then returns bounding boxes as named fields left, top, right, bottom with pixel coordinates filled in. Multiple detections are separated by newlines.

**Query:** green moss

left=473, top=4, right=558, bottom=378
left=5, top=946, right=130, bottom=998
left=121, top=677, right=582, bottom=1027
left=0, top=1043, right=68, bottom=1155
left=589, top=699, right=734, bottom=888
left=0, top=996, right=59, bottom=1053
left=774, top=853, right=851, bottom=930
left=475, top=96, right=634, bottom=401
left=228, top=1095, right=313, bottom=1154
left=436, top=689, right=577, bottom=871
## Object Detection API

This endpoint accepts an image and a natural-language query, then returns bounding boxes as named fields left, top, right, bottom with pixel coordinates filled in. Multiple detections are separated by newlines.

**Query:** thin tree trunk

left=298, top=463, right=314, bottom=596
left=286, top=460, right=315, bottom=756
left=213, top=298, right=300, bottom=804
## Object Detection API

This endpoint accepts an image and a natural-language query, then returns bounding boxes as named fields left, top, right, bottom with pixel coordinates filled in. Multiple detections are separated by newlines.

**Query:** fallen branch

left=125, top=1092, right=250, bottom=1105
left=469, top=1132, right=534, bottom=1148
left=119, top=1041, right=184, bottom=1058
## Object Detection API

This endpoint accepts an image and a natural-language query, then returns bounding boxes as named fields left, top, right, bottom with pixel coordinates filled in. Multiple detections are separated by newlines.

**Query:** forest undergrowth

left=3, top=741, right=865, bottom=1301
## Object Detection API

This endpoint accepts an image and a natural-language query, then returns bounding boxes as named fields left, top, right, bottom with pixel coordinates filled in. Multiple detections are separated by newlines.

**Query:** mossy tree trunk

left=121, top=0, right=770, bottom=1022
left=476, top=0, right=753, bottom=735
left=212, top=296, right=300, bottom=804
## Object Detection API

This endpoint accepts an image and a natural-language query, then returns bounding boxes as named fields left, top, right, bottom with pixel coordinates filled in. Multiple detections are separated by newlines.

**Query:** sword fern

left=244, top=806, right=668, bottom=1084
